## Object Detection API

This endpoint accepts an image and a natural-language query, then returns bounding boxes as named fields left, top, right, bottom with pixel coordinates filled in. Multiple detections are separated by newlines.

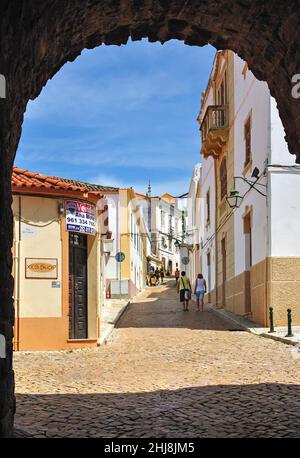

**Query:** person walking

left=177, top=271, right=192, bottom=311
left=160, top=268, right=165, bottom=284
left=175, top=268, right=180, bottom=285
left=155, top=268, right=160, bottom=285
left=194, top=273, right=207, bottom=312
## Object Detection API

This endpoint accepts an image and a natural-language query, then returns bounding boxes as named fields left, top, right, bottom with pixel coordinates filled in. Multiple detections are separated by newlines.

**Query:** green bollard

left=286, top=309, right=294, bottom=338
left=268, top=307, right=275, bottom=333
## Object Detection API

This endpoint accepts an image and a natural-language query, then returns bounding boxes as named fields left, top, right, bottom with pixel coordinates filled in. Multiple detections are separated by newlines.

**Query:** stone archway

left=1, top=0, right=300, bottom=437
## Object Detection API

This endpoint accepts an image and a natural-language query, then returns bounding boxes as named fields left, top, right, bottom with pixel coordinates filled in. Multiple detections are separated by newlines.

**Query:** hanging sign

left=66, top=201, right=96, bottom=236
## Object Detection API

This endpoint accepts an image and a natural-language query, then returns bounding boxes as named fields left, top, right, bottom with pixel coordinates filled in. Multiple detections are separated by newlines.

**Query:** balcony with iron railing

left=200, top=105, right=229, bottom=159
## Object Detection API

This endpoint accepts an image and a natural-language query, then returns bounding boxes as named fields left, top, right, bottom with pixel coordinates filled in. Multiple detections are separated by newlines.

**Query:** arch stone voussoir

left=0, top=0, right=300, bottom=437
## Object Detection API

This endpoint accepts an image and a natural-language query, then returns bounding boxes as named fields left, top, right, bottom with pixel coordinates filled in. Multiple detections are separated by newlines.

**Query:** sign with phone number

left=66, top=201, right=96, bottom=236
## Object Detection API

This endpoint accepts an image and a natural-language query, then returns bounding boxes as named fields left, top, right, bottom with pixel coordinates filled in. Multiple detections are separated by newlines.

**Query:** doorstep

left=207, top=303, right=300, bottom=347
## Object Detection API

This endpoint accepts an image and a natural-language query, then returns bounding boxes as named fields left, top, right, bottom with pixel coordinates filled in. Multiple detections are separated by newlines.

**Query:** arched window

left=220, top=158, right=227, bottom=200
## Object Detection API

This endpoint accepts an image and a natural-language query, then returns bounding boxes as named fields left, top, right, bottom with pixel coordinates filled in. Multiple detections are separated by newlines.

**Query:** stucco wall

left=233, top=54, right=269, bottom=276
left=269, top=171, right=300, bottom=257
left=13, top=195, right=62, bottom=318
left=200, top=155, right=216, bottom=295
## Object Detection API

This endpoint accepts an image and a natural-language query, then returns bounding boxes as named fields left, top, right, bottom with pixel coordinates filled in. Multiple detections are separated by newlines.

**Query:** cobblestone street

left=14, top=280, right=300, bottom=438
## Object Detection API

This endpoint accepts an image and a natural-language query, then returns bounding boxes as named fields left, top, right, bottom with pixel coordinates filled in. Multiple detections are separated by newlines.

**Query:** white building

left=137, top=189, right=183, bottom=275
left=100, top=188, right=149, bottom=300
left=185, top=164, right=202, bottom=285
left=197, top=49, right=300, bottom=326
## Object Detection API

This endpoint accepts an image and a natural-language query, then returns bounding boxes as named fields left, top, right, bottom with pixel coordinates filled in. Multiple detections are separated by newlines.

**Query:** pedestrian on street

left=175, top=268, right=180, bottom=285
left=194, top=273, right=207, bottom=312
left=177, top=271, right=192, bottom=311
left=160, top=268, right=165, bottom=284
left=155, top=268, right=160, bottom=285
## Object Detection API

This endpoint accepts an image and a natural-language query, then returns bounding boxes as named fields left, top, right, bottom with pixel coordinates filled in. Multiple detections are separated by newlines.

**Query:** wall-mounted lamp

left=226, top=166, right=267, bottom=209
left=174, top=240, right=181, bottom=249
left=226, top=190, right=243, bottom=209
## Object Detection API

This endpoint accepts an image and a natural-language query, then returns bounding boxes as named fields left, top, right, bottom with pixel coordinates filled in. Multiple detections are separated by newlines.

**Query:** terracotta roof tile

left=12, top=167, right=86, bottom=192
left=51, top=176, right=119, bottom=193
left=12, top=167, right=119, bottom=194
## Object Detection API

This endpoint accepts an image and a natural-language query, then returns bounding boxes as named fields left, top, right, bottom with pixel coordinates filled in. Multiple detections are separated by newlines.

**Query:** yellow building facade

left=12, top=167, right=106, bottom=351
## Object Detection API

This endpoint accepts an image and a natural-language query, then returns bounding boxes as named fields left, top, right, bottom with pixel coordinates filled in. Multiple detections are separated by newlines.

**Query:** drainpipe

left=97, top=214, right=102, bottom=340
left=214, top=159, right=218, bottom=307
left=265, top=97, right=272, bottom=326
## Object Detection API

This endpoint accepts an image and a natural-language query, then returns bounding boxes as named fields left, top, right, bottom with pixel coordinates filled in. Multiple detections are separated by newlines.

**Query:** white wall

left=268, top=97, right=300, bottom=256
left=129, top=202, right=144, bottom=291
left=200, top=154, right=216, bottom=293
left=104, top=193, right=120, bottom=280
left=269, top=170, right=300, bottom=256
left=233, top=54, right=269, bottom=274
left=270, top=97, right=294, bottom=165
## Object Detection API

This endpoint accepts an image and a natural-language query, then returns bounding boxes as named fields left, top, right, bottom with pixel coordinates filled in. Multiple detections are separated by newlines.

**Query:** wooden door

left=69, top=233, right=88, bottom=339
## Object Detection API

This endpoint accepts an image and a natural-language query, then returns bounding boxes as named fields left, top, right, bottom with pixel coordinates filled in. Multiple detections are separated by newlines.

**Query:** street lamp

left=226, top=190, right=243, bottom=209
left=226, top=167, right=267, bottom=209
left=174, top=240, right=181, bottom=249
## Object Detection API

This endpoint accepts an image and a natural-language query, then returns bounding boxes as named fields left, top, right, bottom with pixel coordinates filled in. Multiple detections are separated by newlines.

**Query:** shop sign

left=66, top=201, right=96, bottom=236
left=25, top=258, right=58, bottom=279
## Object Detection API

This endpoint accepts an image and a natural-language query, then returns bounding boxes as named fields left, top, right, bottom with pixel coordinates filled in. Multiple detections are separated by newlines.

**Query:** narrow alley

left=14, top=280, right=300, bottom=438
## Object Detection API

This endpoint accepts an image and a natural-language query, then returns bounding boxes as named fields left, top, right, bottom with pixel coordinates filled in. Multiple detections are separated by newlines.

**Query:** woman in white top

left=194, top=274, right=207, bottom=312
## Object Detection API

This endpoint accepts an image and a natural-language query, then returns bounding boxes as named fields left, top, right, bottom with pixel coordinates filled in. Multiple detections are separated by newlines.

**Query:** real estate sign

left=66, top=201, right=96, bottom=236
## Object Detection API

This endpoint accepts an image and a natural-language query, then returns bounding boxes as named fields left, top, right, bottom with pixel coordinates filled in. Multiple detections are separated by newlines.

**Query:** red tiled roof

left=161, top=193, right=175, bottom=204
left=12, top=167, right=119, bottom=194
left=12, top=167, right=86, bottom=192
left=51, top=176, right=119, bottom=192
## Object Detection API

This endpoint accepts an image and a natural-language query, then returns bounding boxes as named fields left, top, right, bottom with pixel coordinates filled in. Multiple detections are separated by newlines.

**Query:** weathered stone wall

left=1, top=0, right=300, bottom=437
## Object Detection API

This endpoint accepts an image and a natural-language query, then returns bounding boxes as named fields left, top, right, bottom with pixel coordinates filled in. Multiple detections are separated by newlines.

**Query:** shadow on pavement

left=14, top=383, right=300, bottom=438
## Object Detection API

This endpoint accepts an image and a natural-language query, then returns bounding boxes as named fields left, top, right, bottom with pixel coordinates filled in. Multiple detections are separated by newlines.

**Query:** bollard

left=286, top=309, right=294, bottom=338
left=268, top=307, right=275, bottom=333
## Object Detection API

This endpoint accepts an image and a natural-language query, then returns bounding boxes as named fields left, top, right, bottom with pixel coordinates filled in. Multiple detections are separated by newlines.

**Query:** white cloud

left=90, top=173, right=189, bottom=197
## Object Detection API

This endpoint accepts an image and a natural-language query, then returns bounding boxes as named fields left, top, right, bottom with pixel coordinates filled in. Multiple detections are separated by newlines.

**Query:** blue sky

left=16, top=39, right=215, bottom=196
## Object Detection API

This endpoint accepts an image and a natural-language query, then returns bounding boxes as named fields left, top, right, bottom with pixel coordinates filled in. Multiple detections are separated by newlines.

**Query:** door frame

left=69, top=232, right=88, bottom=340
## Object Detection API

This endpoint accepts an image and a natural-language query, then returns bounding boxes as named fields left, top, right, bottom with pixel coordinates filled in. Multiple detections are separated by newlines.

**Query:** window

left=161, top=211, right=165, bottom=229
left=244, top=115, right=252, bottom=167
left=217, top=71, right=228, bottom=105
left=206, top=190, right=211, bottom=224
left=220, top=159, right=227, bottom=200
